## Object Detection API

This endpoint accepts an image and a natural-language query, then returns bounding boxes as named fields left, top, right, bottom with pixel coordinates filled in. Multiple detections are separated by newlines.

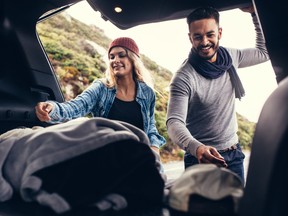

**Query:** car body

left=1, top=0, right=287, bottom=215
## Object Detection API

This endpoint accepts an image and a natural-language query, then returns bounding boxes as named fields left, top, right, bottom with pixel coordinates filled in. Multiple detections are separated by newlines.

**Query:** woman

left=35, top=37, right=166, bottom=153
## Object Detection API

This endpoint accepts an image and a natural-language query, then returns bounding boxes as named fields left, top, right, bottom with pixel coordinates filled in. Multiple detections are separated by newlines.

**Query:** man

left=166, top=5, right=269, bottom=184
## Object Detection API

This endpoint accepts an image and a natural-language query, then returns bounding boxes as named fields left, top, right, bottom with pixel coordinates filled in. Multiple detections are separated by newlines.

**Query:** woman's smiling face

left=109, top=47, right=133, bottom=78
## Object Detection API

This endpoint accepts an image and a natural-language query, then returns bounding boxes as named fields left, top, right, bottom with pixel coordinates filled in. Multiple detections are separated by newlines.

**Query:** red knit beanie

left=108, top=37, right=139, bottom=57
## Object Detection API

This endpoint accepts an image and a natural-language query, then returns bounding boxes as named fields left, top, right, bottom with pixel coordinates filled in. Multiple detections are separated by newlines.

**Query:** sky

left=66, top=1, right=277, bottom=122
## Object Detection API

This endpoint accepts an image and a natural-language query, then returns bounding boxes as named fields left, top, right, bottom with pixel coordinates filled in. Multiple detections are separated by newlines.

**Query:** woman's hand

left=35, top=102, right=54, bottom=122
left=150, top=146, right=160, bottom=154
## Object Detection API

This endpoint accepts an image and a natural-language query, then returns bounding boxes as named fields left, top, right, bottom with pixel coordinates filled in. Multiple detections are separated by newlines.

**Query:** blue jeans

left=184, top=143, right=245, bottom=185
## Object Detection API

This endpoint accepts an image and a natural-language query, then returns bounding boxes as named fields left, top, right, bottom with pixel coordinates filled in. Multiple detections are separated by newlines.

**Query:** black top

left=108, top=97, right=144, bottom=130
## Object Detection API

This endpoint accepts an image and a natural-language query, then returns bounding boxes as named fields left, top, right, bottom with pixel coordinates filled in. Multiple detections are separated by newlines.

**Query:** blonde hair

left=103, top=49, right=154, bottom=89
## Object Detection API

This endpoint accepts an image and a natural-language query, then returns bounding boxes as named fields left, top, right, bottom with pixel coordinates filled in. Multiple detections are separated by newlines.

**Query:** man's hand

left=196, top=145, right=228, bottom=167
left=240, top=5, right=255, bottom=14
left=35, top=102, right=54, bottom=122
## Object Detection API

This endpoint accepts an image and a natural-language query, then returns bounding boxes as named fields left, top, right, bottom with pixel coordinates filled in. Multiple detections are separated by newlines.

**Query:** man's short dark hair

left=187, top=6, right=220, bottom=25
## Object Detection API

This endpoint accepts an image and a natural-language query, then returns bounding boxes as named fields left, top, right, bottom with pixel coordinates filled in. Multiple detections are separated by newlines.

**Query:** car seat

left=238, top=77, right=288, bottom=216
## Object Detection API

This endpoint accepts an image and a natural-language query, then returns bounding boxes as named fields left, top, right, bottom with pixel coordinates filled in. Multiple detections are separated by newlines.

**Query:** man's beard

left=194, top=41, right=220, bottom=60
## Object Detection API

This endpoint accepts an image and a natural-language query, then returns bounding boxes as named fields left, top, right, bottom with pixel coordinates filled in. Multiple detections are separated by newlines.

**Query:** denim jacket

left=47, top=80, right=166, bottom=148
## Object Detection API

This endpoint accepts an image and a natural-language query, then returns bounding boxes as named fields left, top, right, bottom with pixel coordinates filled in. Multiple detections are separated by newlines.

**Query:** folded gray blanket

left=0, top=117, right=165, bottom=213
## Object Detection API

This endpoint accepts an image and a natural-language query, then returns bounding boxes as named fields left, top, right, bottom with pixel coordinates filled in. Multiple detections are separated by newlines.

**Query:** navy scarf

left=188, top=46, right=245, bottom=100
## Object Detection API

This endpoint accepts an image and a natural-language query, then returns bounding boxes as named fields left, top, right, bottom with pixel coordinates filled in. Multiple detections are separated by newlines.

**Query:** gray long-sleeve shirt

left=166, top=15, right=270, bottom=157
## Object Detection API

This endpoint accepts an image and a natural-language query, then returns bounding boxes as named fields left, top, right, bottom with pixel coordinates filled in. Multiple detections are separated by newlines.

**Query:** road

left=162, top=150, right=251, bottom=181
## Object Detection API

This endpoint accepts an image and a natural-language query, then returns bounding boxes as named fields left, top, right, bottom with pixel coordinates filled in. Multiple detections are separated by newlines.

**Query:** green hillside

left=36, top=11, right=255, bottom=161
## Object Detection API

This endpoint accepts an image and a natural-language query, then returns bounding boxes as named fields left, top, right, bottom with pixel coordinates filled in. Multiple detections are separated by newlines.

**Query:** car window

left=37, top=1, right=277, bottom=123
left=36, top=1, right=277, bottom=181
